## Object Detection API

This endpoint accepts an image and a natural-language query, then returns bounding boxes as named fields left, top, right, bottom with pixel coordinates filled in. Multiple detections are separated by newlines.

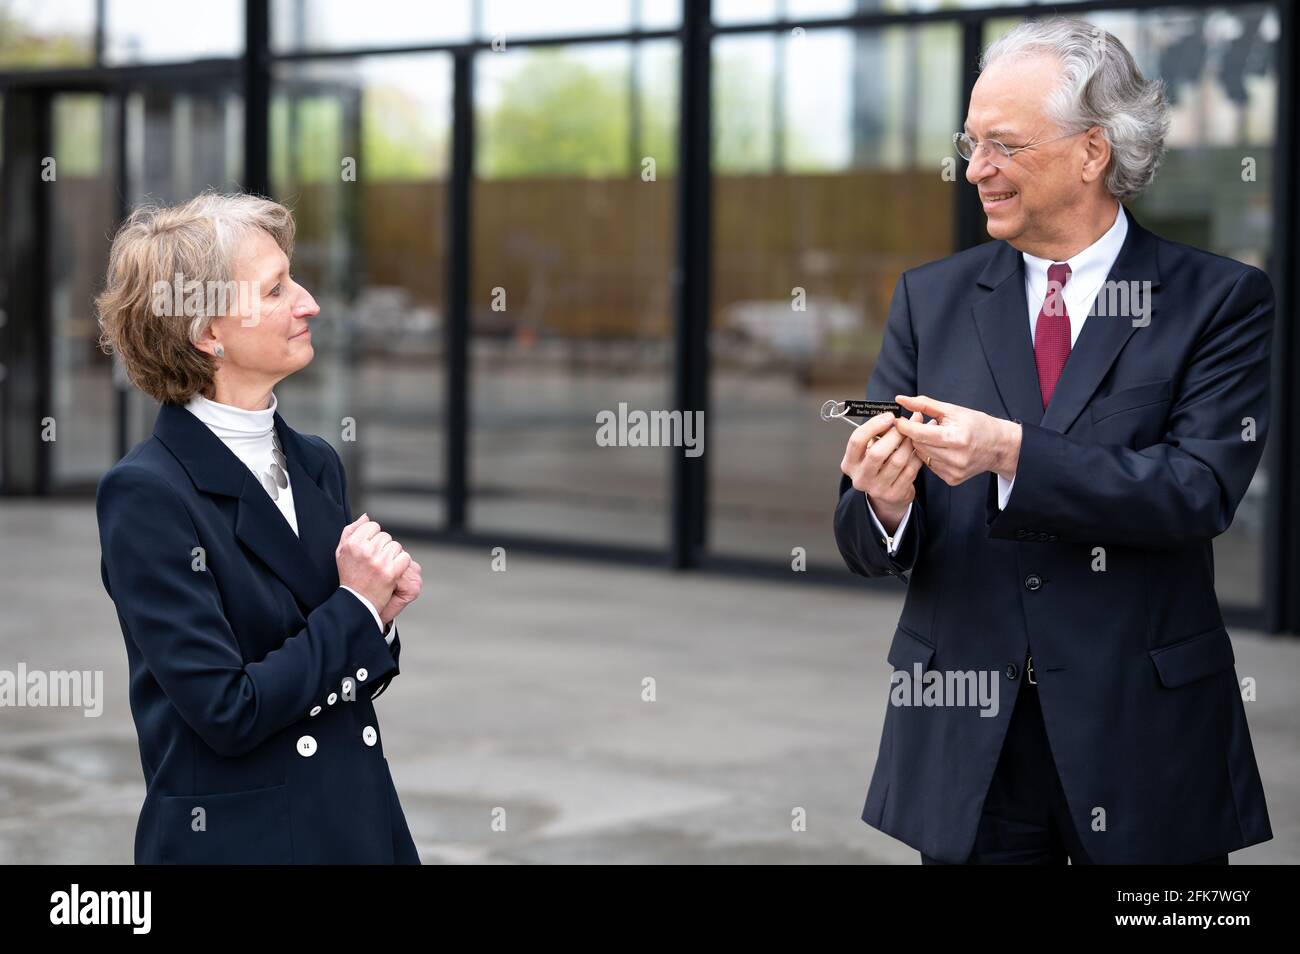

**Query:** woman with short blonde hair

left=95, top=191, right=423, bottom=864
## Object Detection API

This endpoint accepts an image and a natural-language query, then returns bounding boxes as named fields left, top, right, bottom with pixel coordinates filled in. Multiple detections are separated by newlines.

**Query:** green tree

left=478, top=49, right=629, bottom=178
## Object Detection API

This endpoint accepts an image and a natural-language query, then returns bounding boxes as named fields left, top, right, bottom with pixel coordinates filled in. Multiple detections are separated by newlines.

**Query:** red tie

left=1034, top=262, right=1072, bottom=408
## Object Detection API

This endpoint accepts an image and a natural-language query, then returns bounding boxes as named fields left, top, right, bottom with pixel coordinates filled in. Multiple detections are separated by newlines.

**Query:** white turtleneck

left=185, top=390, right=394, bottom=644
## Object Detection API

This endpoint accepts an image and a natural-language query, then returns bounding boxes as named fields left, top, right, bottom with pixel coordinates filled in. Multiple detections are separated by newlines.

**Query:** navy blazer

left=835, top=211, right=1273, bottom=864
left=96, top=401, right=419, bottom=864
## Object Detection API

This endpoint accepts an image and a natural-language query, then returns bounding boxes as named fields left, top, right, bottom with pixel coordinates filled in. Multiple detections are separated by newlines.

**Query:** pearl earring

left=214, top=344, right=225, bottom=358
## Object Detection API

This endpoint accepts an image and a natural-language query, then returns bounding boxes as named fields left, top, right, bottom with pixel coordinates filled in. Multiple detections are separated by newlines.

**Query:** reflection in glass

left=272, top=0, right=472, bottom=52
left=713, top=0, right=1091, bottom=24
left=481, top=0, right=681, bottom=39
left=103, top=0, right=242, bottom=64
left=470, top=41, right=678, bottom=546
left=272, top=55, right=453, bottom=527
left=710, top=24, right=959, bottom=564
left=0, top=0, right=95, bottom=69
left=272, top=0, right=681, bottom=53
left=0, top=95, right=4, bottom=486
left=118, top=83, right=245, bottom=450
left=50, top=94, right=118, bottom=488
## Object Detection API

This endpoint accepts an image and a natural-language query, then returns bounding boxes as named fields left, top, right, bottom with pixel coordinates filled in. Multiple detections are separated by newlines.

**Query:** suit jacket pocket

left=1090, top=378, right=1172, bottom=423
left=1090, top=379, right=1173, bottom=447
left=887, top=624, right=935, bottom=671
left=158, top=782, right=293, bottom=864
left=1149, top=625, right=1235, bottom=688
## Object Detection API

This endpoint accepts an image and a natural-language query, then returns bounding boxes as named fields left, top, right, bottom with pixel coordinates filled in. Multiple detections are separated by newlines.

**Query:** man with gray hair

left=836, top=18, right=1272, bottom=864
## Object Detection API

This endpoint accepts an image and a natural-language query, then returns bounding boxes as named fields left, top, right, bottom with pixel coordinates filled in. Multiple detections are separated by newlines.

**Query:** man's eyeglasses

left=953, top=130, right=1085, bottom=168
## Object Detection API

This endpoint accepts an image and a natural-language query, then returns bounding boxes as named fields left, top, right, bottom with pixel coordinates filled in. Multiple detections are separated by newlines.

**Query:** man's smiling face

left=963, top=52, right=1092, bottom=252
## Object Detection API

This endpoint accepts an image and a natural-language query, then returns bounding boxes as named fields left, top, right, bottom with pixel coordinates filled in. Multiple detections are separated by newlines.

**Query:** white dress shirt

left=867, top=201, right=1129, bottom=552
left=185, top=390, right=394, bottom=643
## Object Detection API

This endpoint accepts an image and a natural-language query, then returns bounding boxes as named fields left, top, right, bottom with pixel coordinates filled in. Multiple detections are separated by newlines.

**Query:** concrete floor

left=1, top=499, right=1295, bottom=864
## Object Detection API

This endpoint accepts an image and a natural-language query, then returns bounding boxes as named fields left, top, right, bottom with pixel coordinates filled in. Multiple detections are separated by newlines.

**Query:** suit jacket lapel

left=973, top=240, right=1045, bottom=427
left=153, top=401, right=342, bottom=613
left=274, top=412, right=348, bottom=607
left=1039, top=210, right=1162, bottom=433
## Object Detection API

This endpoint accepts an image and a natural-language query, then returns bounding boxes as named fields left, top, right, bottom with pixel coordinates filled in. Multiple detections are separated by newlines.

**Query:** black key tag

left=821, top=399, right=905, bottom=425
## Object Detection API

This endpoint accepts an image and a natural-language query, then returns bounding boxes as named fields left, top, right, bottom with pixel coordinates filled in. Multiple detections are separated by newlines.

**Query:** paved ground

left=0, top=499, right=1295, bottom=864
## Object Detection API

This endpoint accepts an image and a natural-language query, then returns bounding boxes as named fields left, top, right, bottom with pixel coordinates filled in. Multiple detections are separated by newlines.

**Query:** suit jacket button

left=297, top=735, right=317, bottom=757
left=1025, top=574, right=1043, bottom=591
left=342, top=678, right=354, bottom=696
left=362, top=726, right=377, bottom=747
left=356, top=668, right=369, bottom=682
left=327, top=692, right=338, bottom=705
left=309, top=705, right=322, bottom=717
left=1005, top=663, right=1019, bottom=680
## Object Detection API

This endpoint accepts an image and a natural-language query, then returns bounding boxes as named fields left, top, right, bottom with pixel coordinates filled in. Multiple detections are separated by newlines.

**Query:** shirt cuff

left=865, top=496, right=912, bottom=555
left=996, top=474, right=1016, bottom=511
left=340, top=585, right=387, bottom=635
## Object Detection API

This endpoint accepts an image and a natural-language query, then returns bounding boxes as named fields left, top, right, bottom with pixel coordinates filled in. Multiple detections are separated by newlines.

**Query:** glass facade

left=271, top=54, right=453, bottom=527
left=271, top=0, right=681, bottom=52
left=0, top=0, right=1293, bottom=625
left=103, top=0, right=243, bottom=65
left=469, top=41, right=678, bottom=547
left=120, top=81, right=246, bottom=450
left=48, top=93, right=118, bottom=489
left=713, top=0, right=1091, bottom=22
left=710, top=23, right=960, bottom=565
left=0, top=0, right=95, bottom=70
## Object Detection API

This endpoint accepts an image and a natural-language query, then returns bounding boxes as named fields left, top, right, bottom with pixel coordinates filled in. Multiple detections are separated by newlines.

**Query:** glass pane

left=118, top=82, right=245, bottom=449
left=710, top=23, right=959, bottom=563
left=0, top=94, right=5, bottom=486
left=481, top=0, right=680, bottom=39
left=982, top=6, right=1279, bottom=609
left=124, top=86, right=243, bottom=205
left=0, top=0, right=95, bottom=69
left=272, top=0, right=472, bottom=52
left=470, top=41, right=679, bottom=547
left=103, top=0, right=242, bottom=64
left=272, top=55, right=453, bottom=528
left=713, top=0, right=1089, bottom=24
left=50, top=93, right=119, bottom=488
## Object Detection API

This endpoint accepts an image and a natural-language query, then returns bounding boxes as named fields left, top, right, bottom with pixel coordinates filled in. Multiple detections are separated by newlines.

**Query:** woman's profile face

left=211, top=228, right=320, bottom=381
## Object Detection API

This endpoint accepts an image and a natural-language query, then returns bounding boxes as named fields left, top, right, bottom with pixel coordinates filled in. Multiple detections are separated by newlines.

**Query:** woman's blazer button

left=310, top=705, right=322, bottom=717
left=342, top=678, right=354, bottom=696
left=297, top=735, right=318, bottom=757
left=327, top=692, right=338, bottom=705
left=362, top=726, right=377, bottom=747
left=356, top=668, right=368, bottom=682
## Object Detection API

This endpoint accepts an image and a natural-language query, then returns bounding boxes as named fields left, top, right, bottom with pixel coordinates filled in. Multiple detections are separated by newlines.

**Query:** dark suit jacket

left=835, top=210, right=1273, bottom=863
left=96, top=401, right=419, bottom=864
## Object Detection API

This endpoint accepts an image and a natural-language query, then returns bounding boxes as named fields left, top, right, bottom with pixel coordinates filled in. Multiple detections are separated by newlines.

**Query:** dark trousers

left=921, top=666, right=1229, bottom=865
